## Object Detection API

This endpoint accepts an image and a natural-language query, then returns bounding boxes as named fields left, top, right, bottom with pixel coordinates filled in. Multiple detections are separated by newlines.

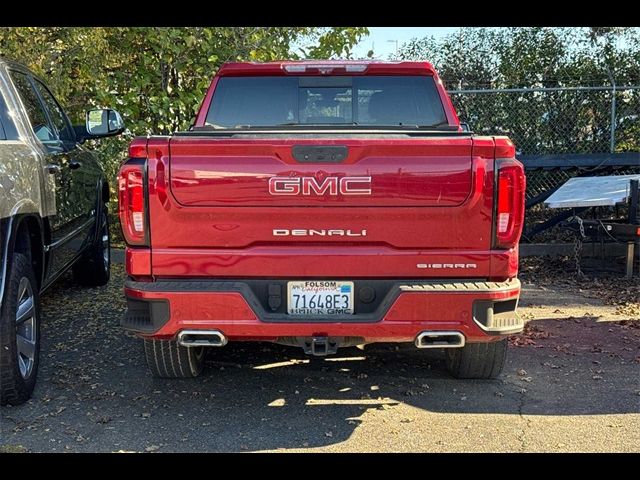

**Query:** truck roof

left=217, top=60, right=438, bottom=77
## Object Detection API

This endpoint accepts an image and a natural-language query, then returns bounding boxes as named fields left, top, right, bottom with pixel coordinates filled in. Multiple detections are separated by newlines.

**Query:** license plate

left=287, top=281, right=354, bottom=315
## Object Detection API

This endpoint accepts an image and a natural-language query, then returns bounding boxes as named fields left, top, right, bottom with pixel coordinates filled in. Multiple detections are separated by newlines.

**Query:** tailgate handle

left=292, top=145, right=348, bottom=163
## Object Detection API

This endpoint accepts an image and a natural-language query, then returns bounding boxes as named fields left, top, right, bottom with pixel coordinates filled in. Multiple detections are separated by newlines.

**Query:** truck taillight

left=118, top=161, right=148, bottom=246
left=494, top=159, right=526, bottom=249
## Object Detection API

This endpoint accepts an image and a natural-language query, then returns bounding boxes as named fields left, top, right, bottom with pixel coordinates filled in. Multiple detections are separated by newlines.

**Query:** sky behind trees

left=352, top=27, right=458, bottom=59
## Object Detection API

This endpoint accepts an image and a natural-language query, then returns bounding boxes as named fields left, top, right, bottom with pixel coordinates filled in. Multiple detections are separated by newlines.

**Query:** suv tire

left=0, top=253, right=41, bottom=406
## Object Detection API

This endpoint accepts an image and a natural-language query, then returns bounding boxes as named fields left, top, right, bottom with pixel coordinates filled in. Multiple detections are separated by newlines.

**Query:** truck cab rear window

left=205, top=75, right=447, bottom=128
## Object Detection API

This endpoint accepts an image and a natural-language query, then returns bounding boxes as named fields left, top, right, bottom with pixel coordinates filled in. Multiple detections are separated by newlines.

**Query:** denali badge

left=269, top=176, right=371, bottom=196
left=274, top=229, right=367, bottom=237
left=417, top=263, right=478, bottom=269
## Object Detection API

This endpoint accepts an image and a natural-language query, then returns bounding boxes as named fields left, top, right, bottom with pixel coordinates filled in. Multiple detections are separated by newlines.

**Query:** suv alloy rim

left=15, top=277, right=37, bottom=379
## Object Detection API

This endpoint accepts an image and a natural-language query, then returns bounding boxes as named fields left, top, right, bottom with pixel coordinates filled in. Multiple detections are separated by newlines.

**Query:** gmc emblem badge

left=268, top=176, right=372, bottom=196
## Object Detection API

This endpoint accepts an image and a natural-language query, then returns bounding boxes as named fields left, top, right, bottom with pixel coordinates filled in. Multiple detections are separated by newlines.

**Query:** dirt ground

left=1, top=255, right=638, bottom=453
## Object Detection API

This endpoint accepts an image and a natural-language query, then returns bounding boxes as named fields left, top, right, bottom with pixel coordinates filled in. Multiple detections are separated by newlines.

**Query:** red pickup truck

left=119, top=61, right=525, bottom=380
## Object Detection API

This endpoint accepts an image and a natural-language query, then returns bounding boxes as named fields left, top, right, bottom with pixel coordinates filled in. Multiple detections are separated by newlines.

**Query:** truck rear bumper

left=122, top=278, right=522, bottom=344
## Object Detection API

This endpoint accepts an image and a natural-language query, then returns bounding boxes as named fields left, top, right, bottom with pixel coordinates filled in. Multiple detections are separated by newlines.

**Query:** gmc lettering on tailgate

left=268, top=176, right=372, bottom=196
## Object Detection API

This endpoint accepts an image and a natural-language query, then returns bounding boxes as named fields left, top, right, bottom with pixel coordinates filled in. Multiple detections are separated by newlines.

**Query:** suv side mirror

left=86, top=109, right=125, bottom=137
left=460, top=122, right=471, bottom=132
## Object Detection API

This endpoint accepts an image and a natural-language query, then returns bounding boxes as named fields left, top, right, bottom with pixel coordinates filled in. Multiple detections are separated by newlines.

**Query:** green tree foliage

left=1, top=27, right=368, bottom=132
left=0, top=27, right=368, bottom=189
left=398, top=27, right=640, bottom=89
left=397, top=27, right=640, bottom=154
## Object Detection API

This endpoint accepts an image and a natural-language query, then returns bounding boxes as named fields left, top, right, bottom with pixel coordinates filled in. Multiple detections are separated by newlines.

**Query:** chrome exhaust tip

left=177, top=330, right=228, bottom=348
left=415, top=331, right=465, bottom=349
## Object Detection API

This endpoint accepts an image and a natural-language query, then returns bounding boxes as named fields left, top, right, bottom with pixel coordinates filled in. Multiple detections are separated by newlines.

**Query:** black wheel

left=143, top=339, right=204, bottom=378
left=445, top=339, right=507, bottom=379
left=73, top=206, right=110, bottom=287
left=1, top=253, right=41, bottom=406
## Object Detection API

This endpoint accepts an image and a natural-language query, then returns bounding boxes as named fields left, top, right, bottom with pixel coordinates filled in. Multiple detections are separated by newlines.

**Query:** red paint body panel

left=125, top=247, right=151, bottom=277
left=218, top=61, right=438, bottom=77
left=148, top=138, right=496, bottom=255
left=168, top=137, right=474, bottom=207
left=121, top=61, right=526, bottom=344
left=150, top=247, right=509, bottom=279
left=126, top=288, right=258, bottom=324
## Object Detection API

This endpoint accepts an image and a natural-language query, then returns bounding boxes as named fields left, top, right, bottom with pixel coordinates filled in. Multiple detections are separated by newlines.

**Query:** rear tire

left=73, top=206, right=110, bottom=287
left=1, top=253, right=41, bottom=406
left=143, top=339, right=204, bottom=378
left=445, top=339, right=507, bottom=379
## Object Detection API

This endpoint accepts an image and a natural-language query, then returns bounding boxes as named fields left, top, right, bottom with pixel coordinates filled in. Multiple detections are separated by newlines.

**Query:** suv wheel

left=73, top=206, right=110, bottom=287
left=143, top=339, right=204, bottom=378
left=1, top=253, right=41, bottom=406
left=445, top=339, right=507, bottom=379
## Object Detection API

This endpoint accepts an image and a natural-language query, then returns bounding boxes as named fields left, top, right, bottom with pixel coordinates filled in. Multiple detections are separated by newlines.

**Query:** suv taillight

left=118, top=147, right=148, bottom=246
left=494, top=159, right=526, bottom=249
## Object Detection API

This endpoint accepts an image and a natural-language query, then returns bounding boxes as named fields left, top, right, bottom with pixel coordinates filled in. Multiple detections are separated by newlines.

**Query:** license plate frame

left=287, top=281, right=354, bottom=316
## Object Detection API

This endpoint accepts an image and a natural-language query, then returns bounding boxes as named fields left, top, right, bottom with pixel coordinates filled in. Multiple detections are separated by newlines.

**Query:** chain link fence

left=449, top=86, right=640, bottom=155
left=448, top=86, right=640, bottom=241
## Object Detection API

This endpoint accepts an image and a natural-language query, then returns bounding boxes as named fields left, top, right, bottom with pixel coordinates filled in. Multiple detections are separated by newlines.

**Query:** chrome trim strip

left=46, top=217, right=94, bottom=252
left=400, top=278, right=521, bottom=293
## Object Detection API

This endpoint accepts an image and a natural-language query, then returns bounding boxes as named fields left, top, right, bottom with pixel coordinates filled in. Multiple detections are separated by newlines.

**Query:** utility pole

left=387, top=39, right=398, bottom=59
left=605, top=64, right=616, bottom=153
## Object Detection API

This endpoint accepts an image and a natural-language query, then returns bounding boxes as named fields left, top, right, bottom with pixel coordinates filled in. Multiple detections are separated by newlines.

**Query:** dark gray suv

left=0, top=57, right=124, bottom=405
